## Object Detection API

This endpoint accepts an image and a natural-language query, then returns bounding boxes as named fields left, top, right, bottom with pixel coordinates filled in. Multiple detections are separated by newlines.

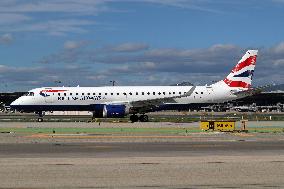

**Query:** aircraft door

left=206, top=86, right=214, bottom=103
left=44, top=92, right=54, bottom=103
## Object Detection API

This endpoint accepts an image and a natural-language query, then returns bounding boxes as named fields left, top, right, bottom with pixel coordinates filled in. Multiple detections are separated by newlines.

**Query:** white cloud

left=110, top=43, right=149, bottom=52
left=135, top=0, right=224, bottom=13
left=64, top=40, right=89, bottom=50
left=208, top=44, right=237, bottom=52
left=0, top=13, right=31, bottom=25
left=0, top=63, right=96, bottom=90
left=0, top=19, right=95, bottom=36
left=87, top=75, right=107, bottom=80
left=64, top=41, right=81, bottom=50
left=0, top=0, right=225, bottom=15
left=0, top=0, right=227, bottom=36
left=0, top=1, right=103, bottom=35
left=271, top=42, right=284, bottom=54
left=0, top=33, right=13, bottom=44
left=273, top=59, right=284, bottom=66
left=143, top=61, right=156, bottom=69
left=0, top=0, right=106, bottom=14
left=3, top=41, right=284, bottom=89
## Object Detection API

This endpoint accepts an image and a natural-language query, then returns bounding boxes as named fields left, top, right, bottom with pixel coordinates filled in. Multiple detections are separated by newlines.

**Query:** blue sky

left=0, top=0, right=284, bottom=91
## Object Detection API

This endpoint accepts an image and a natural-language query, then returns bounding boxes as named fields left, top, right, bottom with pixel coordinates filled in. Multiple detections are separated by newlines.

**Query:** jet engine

left=103, top=105, right=129, bottom=118
left=93, top=104, right=129, bottom=118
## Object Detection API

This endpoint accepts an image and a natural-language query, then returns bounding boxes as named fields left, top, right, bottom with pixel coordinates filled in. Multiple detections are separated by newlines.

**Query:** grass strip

left=1, top=127, right=284, bottom=134
left=0, top=127, right=201, bottom=134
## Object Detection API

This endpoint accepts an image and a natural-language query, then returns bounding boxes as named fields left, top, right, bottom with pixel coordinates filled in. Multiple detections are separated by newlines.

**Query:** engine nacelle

left=102, top=105, right=129, bottom=118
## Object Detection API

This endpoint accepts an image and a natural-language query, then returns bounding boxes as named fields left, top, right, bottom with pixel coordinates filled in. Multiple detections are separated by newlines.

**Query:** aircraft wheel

left=139, top=115, right=149, bottom=122
left=37, top=118, right=43, bottom=122
left=130, top=115, right=139, bottom=123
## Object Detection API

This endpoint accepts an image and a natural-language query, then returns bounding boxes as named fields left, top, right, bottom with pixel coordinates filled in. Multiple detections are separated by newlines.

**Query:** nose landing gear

left=36, top=111, right=45, bottom=122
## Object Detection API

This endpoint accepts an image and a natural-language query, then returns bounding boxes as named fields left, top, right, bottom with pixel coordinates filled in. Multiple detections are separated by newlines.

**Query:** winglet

left=179, top=86, right=196, bottom=98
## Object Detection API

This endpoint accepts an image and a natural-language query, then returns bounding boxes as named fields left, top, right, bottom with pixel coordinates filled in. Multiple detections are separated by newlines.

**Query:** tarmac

left=0, top=121, right=284, bottom=188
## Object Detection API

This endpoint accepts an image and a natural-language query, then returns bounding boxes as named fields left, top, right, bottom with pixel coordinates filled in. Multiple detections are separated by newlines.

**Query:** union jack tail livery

left=223, top=50, right=258, bottom=89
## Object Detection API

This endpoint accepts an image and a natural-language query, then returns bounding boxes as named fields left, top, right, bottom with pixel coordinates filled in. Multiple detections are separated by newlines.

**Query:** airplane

left=11, top=50, right=258, bottom=122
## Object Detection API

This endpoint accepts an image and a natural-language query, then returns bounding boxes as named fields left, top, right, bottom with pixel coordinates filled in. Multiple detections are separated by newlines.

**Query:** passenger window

left=129, top=92, right=132, bottom=95
left=169, top=92, right=171, bottom=95
left=111, top=93, right=113, bottom=95
left=117, top=93, right=119, bottom=95
left=195, top=92, right=198, bottom=94
left=201, top=92, right=203, bottom=94
left=158, top=92, right=161, bottom=95
left=136, top=92, right=138, bottom=95
left=64, top=93, right=66, bottom=96
left=153, top=92, right=155, bottom=95
left=123, top=93, right=126, bottom=95
left=147, top=92, right=150, bottom=95
left=173, top=92, right=175, bottom=95
left=99, top=93, right=101, bottom=95
left=76, top=93, right=78, bottom=95
left=82, top=93, right=84, bottom=95
left=105, top=93, right=107, bottom=95
left=163, top=92, right=165, bottom=95
left=87, top=93, right=90, bottom=95
left=142, top=92, right=144, bottom=95
left=179, top=92, right=181, bottom=94
left=58, top=93, right=60, bottom=96
left=93, top=93, right=95, bottom=95
left=70, top=93, right=72, bottom=96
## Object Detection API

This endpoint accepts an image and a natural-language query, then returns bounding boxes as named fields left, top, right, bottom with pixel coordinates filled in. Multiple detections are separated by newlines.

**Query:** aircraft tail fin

left=222, top=50, right=258, bottom=89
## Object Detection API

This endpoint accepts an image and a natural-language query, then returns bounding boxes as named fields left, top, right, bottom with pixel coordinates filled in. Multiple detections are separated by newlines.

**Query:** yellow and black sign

left=200, top=120, right=236, bottom=132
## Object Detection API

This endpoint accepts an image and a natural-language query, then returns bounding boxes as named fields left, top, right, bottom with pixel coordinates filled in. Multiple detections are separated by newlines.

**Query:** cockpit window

left=24, top=92, right=34, bottom=96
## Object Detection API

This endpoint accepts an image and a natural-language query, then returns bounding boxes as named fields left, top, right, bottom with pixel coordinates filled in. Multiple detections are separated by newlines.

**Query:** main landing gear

left=130, top=114, right=149, bottom=123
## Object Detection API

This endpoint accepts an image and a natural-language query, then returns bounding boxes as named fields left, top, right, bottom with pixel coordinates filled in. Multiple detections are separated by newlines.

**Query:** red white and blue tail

left=223, top=50, right=258, bottom=89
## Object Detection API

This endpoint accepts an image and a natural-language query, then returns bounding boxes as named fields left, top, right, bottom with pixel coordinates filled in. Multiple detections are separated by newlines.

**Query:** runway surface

left=1, top=140, right=284, bottom=188
left=1, top=120, right=284, bottom=188
left=0, top=140, right=284, bottom=158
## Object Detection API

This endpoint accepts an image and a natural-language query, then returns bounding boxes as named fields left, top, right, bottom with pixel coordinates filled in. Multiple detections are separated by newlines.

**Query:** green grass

left=247, top=127, right=284, bottom=133
left=0, top=112, right=284, bottom=122
left=0, top=127, right=201, bottom=134
left=1, top=127, right=284, bottom=134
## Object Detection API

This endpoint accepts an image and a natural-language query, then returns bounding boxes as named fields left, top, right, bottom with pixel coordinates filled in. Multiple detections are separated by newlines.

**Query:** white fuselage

left=10, top=49, right=258, bottom=119
left=11, top=83, right=239, bottom=109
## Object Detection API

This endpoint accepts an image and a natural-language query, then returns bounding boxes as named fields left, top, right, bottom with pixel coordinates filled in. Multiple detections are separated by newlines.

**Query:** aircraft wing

left=130, top=86, right=196, bottom=108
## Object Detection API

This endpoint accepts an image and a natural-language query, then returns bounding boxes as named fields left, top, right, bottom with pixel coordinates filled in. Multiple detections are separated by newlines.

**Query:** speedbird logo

left=39, top=89, right=68, bottom=97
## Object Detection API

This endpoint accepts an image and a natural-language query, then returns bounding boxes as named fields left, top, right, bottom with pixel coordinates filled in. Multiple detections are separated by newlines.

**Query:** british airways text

left=57, top=96, right=103, bottom=101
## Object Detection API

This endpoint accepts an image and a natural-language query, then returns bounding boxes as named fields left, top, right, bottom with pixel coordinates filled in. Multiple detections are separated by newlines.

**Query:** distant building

left=0, top=92, right=26, bottom=106
left=171, top=81, right=193, bottom=86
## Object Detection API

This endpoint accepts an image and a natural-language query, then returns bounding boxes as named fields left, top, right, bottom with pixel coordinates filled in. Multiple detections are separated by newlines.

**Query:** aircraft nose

left=10, top=98, right=21, bottom=107
left=10, top=100, right=16, bottom=106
